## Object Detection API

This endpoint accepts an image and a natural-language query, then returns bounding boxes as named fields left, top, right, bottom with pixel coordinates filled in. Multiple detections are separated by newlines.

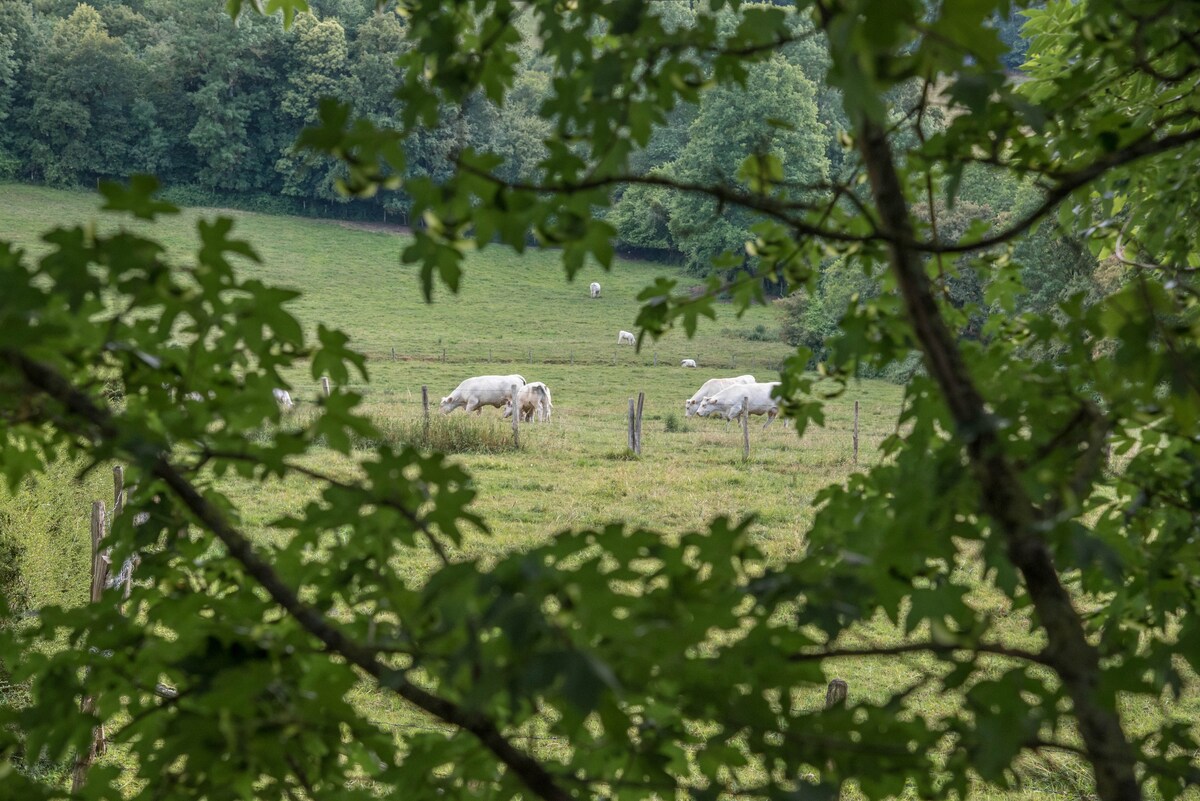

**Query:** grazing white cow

left=695, top=382, right=782, bottom=429
left=503, top=381, right=553, bottom=422
left=440, top=375, right=526, bottom=415
left=590, top=282, right=601, bottom=299
left=684, top=375, right=755, bottom=417
left=273, top=388, right=294, bottom=410
left=680, top=359, right=697, bottom=368
left=617, top=330, right=635, bottom=345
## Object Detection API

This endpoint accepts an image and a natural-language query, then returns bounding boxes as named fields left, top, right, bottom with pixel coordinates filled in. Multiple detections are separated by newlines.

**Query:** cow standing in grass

left=684, top=375, right=755, bottom=417
left=617, top=330, right=635, bottom=345
left=590, top=282, right=601, bottom=298
left=696, top=382, right=782, bottom=429
left=503, top=382, right=553, bottom=423
left=440, top=375, right=526, bottom=415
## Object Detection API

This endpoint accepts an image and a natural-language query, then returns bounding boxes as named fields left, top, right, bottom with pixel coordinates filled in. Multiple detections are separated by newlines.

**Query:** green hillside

left=0, top=184, right=793, bottom=369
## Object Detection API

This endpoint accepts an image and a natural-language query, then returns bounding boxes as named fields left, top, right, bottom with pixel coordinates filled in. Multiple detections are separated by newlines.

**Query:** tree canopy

left=2, top=1, right=1199, bottom=801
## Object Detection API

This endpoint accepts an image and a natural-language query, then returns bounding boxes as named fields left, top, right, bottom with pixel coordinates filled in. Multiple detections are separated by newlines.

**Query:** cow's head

left=439, top=396, right=457, bottom=414
left=501, top=399, right=514, bottom=419
left=695, top=396, right=717, bottom=417
left=685, top=398, right=699, bottom=417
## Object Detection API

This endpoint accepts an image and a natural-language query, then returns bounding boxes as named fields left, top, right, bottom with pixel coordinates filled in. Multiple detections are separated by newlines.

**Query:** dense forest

left=0, top=0, right=1090, bottom=373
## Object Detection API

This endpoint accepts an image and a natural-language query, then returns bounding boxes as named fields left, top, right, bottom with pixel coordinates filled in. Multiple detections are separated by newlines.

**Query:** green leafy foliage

left=2, top=2, right=1200, bottom=801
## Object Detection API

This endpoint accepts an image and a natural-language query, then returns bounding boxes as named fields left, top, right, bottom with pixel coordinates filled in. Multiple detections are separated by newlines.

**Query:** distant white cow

left=695, top=382, right=782, bottom=429
left=590, top=282, right=601, bottom=299
left=440, top=375, right=526, bottom=415
left=273, top=388, right=294, bottom=410
left=684, top=375, right=755, bottom=417
left=617, top=330, right=635, bottom=345
left=503, top=381, right=553, bottom=423
left=680, top=359, right=697, bottom=368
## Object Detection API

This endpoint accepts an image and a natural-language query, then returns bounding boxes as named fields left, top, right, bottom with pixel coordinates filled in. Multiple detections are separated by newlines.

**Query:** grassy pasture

left=2, top=185, right=1194, bottom=799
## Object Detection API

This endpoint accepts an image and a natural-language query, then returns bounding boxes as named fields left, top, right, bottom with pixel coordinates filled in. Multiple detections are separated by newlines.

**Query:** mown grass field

left=1, top=184, right=1194, bottom=800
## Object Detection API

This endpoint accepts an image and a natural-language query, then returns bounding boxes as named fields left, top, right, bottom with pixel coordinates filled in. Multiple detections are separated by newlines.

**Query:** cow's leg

left=762, top=410, right=777, bottom=430
left=464, top=398, right=482, bottom=415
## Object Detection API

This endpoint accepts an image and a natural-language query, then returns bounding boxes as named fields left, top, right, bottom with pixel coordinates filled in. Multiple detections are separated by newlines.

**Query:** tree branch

left=788, top=641, right=1050, bottom=665
left=852, top=117, right=1144, bottom=801
left=1, top=349, right=574, bottom=801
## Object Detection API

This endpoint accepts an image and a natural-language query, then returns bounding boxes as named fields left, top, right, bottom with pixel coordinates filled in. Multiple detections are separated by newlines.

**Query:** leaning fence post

left=511, top=384, right=520, bottom=448
left=321, top=377, right=331, bottom=397
left=635, top=391, right=645, bottom=455
left=391, top=347, right=397, bottom=361
left=627, top=398, right=636, bottom=452
left=742, top=396, right=750, bottom=462
left=71, top=500, right=110, bottom=793
left=852, top=400, right=860, bottom=466
left=112, top=465, right=124, bottom=512
left=824, top=678, right=848, bottom=709
left=421, top=385, right=430, bottom=443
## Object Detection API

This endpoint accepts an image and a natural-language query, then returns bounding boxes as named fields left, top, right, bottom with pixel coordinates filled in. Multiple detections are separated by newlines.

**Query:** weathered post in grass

left=853, top=400, right=860, bottom=466
left=742, top=397, right=750, bottom=462
left=421, top=386, right=430, bottom=444
left=824, top=679, right=848, bottom=709
left=442, top=348, right=446, bottom=363
left=653, top=351, right=657, bottom=366
left=731, top=353, right=736, bottom=369
left=635, top=391, right=645, bottom=455
left=511, top=384, right=520, bottom=448
left=528, top=348, right=532, bottom=364
left=321, top=376, right=331, bottom=397
left=391, top=347, right=396, bottom=361
left=570, top=352, right=574, bottom=365
left=627, top=398, right=636, bottom=452
left=489, top=349, right=493, bottom=363
left=71, top=500, right=110, bottom=793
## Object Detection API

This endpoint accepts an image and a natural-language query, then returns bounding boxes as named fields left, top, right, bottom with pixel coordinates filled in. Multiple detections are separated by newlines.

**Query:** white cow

left=617, top=330, right=635, bottom=345
left=590, top=282, right=601, bottom=299
left=503, top=381, right=553, bottom=423
left=684, top=375, right=755, bottom=417
left=695, top=382, right=782, bottom=429
left=440, top=375, right=526, bottom=415
left=680, top=359, right=697, bottom=368
left=272, top=388, right=294, bottom=410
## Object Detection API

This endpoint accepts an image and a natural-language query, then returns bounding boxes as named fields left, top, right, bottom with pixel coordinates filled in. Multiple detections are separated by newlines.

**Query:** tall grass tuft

left=368, top=413, right=518, bottom=453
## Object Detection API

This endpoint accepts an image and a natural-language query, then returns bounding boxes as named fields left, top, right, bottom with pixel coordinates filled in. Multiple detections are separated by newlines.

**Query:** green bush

left=663, top=413, right=691, bottom=433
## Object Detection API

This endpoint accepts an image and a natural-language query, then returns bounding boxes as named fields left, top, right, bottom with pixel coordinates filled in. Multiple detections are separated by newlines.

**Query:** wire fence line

left=358, top=346, right=792, bottom=373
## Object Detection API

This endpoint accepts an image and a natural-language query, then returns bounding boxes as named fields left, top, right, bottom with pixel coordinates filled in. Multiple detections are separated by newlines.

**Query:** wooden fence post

left=653, top=351, right=657, bottom=366
left=391, top=347, right=396, bottom=361
left=853, top=400, right=860, bottom=466
left=824, top=679, right=848, bottom=709
left=421, top=385, right=430, bottom=443
left=628, top=398, right=636, bottom=452
left=112, top=465, right=124, bottom=512
left=635, top=391, right=645, bottom=455
left=442, top=348, right=446, bottom=363
left=528, top=349, right=532, bottom=364
left=71, top=500, right=110, bottom=793
left=511, top=384, right=520, bottom=448
left=321, top=377, right=331, bottom=397
left=742, top=396, right=750, bottom=462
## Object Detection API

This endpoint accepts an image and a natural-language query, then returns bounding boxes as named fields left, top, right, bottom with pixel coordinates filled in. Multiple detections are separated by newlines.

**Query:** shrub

left=663, top=413, right=691, bottom=433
